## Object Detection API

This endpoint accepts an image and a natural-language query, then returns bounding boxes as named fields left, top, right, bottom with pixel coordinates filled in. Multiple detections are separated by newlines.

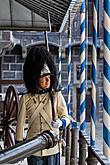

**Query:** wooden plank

left=0, top=80, right=24, bottom=84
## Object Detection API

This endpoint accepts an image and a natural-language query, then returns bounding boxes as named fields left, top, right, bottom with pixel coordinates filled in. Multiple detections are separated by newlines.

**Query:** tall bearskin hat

left=23, top=46, right=58, bottom=94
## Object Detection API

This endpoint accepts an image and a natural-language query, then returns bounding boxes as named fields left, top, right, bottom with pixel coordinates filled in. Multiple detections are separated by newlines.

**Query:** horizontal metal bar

left=0, top=130, right=57, bottom=164
left=80, top=131, right=110, bottom=164
left=91, top=146, right=110, bottom=165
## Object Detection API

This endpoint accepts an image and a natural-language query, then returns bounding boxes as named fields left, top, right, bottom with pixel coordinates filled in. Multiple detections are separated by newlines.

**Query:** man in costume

left=16, top=46, right=70, bottom=165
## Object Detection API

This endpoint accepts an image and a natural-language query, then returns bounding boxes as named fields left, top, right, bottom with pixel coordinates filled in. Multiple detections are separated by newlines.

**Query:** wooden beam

left=0, top=80, right=24, bottom=84
left=15, top=0, right=65, bottom=18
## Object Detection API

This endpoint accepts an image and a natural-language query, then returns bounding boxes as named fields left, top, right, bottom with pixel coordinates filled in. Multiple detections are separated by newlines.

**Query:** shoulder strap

left=28, top=93, right=48, bottom=130
left=39, top=109, right=53, bottom=129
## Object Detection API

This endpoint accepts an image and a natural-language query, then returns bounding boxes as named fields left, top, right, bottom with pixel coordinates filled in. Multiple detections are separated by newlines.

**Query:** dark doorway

left=77, top=88, right=91, bottom=122
left=0, top=57, right=1, bottom=92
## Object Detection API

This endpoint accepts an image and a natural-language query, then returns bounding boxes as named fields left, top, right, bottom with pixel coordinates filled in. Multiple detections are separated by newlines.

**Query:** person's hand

left=51, top=119, right=62, bottom=128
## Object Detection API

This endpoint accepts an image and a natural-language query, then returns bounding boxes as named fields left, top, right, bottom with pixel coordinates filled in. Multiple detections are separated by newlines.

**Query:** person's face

left=39, top=75, right=51, bottom=89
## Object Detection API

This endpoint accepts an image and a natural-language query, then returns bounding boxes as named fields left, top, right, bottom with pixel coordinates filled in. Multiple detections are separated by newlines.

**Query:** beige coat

left=16, top=91, right=70, bottom=156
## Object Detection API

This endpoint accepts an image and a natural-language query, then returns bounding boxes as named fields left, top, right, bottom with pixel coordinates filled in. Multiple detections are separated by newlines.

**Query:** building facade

left=0, top=0, right=104, bottom=122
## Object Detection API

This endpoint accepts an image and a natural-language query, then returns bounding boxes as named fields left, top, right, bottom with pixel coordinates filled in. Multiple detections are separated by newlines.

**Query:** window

left=73, top=46, right=80, bottom=55
left=76, top=64, right=81, bottom=80
left=87, top=64, right=92, bottom=80
left=74, top=63, right=92, bottom=83
left=88, top=1, right=93, bottom=37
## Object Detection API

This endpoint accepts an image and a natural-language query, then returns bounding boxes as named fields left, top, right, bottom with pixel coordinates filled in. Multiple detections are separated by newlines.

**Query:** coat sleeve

left=16, top=95, right=26, bottom=141
left=57, top=91, right=70, bottom=129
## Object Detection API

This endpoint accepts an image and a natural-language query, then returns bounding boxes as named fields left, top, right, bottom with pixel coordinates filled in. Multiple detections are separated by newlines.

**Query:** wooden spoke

left=4, top=129, right=14, bottom=148
left=2, top=85, right=19, bottom=148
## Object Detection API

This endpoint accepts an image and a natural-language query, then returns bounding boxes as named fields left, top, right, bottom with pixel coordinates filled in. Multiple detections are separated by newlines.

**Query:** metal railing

left=63, top=125, right=110, bottom=165
left=79, top=131, right=110, bottom=165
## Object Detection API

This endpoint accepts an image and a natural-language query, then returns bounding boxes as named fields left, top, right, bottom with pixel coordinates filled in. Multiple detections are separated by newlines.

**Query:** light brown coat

left=16, top=91, right=70, bottom=156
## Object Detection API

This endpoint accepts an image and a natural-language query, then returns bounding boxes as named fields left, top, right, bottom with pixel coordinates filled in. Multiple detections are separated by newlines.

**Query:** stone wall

left=1, top=53, right=25, bottom=93
left=0, top=0, right=104, bottom=122
left=0, top=41, right=104, bottom=122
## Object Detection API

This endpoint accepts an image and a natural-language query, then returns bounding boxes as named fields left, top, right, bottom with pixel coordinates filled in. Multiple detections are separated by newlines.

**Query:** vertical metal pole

left=79, top=1, right=86, bottom=163
left=103, top=0, right=110, bottom=161
left=80, top=0, right=86, bottom=131
left=65, top=9, right=72, bottom=165
left=86, top=0, right=88, bottom=90
left=48, top=11, right=51, bottom=32
left=91, top=0, right=98, bottom=146
left=62, top=129, right=66, bottom=156
left=58, top=33, right=62, bottom=87
left=67, top=10, right=72, bottom=115
left=70, top=127, right=78, bottom=165
left=44, top=31, right=49, bottom=51
left=79, top=131, right=86, bottom=165
left=65, top=124, right=71, bottom=165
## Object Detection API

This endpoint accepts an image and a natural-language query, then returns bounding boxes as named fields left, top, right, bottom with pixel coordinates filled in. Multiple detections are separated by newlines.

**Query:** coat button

left=33, top=98, right=36, bottom=104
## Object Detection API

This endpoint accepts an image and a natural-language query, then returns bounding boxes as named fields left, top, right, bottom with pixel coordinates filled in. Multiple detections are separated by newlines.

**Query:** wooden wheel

left=2, top=85, right=18, bottom=148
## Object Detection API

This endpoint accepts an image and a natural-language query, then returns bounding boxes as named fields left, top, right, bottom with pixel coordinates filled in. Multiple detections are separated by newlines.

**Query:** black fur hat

left=23, top=46, right=58, bottom=94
